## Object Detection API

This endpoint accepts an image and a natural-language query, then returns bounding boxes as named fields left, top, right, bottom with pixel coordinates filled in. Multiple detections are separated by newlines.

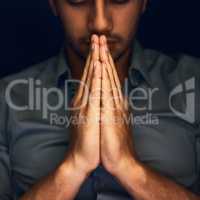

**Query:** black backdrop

left=0, top=0, right=199, bottom=78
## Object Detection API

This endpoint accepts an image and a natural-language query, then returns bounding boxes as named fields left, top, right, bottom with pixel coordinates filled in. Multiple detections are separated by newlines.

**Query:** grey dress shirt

left=0, top=41, right=200, bottom=199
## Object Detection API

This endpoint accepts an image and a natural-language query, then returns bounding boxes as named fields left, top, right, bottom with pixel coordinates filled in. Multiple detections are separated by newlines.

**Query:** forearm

left=113, top=159, right=200, bottom=200
left=20, top=159, right=89, bottom=200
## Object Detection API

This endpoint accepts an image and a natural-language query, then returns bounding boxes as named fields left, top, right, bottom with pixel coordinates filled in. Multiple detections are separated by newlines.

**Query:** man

left=0, top=0, right=200, bottom=199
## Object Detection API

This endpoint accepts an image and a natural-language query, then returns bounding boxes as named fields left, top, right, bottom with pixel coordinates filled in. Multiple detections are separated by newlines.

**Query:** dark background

left=0, top=0, right=199, bottom=78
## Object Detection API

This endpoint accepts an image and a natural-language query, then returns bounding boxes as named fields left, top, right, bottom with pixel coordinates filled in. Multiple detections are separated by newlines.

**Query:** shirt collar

left=128, top=40, right=152, bottom=87
left=56, top=40, right=152, bottom=88
left=56, top=47, right=72, bottom=88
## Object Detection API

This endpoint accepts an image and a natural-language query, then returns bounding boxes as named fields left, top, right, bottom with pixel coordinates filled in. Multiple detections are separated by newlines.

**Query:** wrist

left=51, top=157, right=91, bottom=199
left=62, top=155, right=94, bottom=179
left=110, top=158, right=147, bottom=197
left=110, top=156, right=140, bottom=179
left=55, top=159, right=89, bottom=188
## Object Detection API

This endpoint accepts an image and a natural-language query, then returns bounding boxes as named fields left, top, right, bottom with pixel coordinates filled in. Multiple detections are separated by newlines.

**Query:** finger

left=81, top=35, right=100, bottom=106
left=108, top=47, right=130, bottom=111
left=101, top=60, right=120, bottom=108
left=101, top=62, right=115, bottom=119
left=73, top=35, right=99, bottom=106
left=91, top=34, right=100, bottom=61
left=72, top=52, right=91, bottom=106
left=100, top=35, right=123, bottom=102
left=107, top=49, right=124, bottom=102
left=99, top=36, right=108, bottom=63
left=87, top=61, right=102, bottom=122
left=99, top=36, right=121, bottom=107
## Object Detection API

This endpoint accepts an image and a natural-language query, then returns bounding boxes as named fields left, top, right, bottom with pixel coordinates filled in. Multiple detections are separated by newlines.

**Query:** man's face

left=49, top=0, right=147, bottom=61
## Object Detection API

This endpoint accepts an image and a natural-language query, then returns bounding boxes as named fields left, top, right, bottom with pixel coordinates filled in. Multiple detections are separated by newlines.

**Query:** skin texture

left=20, top=0, right=200, bottom=200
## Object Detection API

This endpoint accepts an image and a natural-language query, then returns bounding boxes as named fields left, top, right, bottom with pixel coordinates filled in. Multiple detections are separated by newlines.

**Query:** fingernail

left=91, top=43, right=95, bottom=51
left=101, top=35, right=106, bottom=44
left=91, top=43, right=96, bottom=51
left=91, top=34, right=97, bottom=43
left=104, top=44, right=109, bottom=53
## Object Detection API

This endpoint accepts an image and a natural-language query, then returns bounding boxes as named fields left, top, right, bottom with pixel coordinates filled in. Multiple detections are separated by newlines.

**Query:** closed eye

left=111, top=0, right=130, bottom=4
left=66, top=0, right=87, bottom=6
left=67, top=0, right=130, bottom=5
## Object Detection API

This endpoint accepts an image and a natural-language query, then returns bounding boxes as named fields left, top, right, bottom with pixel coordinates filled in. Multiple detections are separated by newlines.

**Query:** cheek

left=59, top=7, right=88, bottom=39
left=112, top=6, right=141, bottom=38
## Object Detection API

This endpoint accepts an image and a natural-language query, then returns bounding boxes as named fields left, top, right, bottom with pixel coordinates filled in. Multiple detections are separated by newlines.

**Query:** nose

left=88, top=0, right=113, bottom=35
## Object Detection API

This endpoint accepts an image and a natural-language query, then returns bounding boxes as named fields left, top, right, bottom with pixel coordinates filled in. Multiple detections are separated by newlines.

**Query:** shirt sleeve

left=0, top=80, right=13, bottom=199
left=177, top=55, right=200, bottom=194
left=195, top=69, right=200, bottom=194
